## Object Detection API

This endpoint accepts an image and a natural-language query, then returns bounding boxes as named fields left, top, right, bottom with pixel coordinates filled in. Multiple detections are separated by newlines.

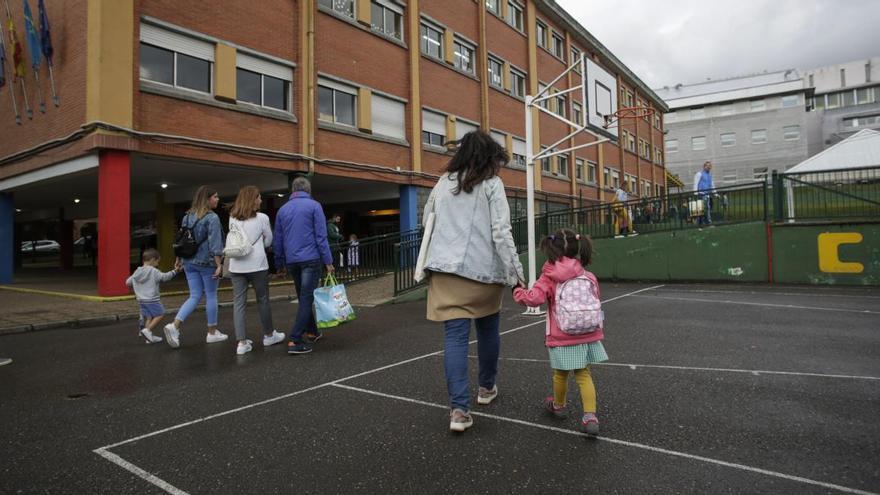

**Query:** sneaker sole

left=449, top=420, right=473, bottom=432
left=477, top=395, right=497, bottom=405
left=579, top=423, right=599, bottom=436
left=287, top=348, right=313, bottom=355
left=163, top=326, right=180, bottom=348
left=139, top=330, right=155, bottom=344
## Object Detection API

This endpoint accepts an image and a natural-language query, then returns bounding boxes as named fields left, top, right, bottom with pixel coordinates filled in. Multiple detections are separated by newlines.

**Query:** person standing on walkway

left=421, top=130, right=524, bottom=433
left=227, top=186, right=286, bottom=356
left=327, top=213, right=344, bottom=268
left=273, top=177, right=334, bottom=355
left=164, top=186, right=228, bottom=348
left=693, top=161, right=716, bottom=225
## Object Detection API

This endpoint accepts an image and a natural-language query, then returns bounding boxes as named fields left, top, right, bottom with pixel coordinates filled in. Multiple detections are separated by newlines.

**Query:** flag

left=22, top=0, right=41, bottom=70
left=0, top=41, right=6, bottom=88
left=8, top=18, right=25, bottom=80
left=37, top=0, right=51, bottom=63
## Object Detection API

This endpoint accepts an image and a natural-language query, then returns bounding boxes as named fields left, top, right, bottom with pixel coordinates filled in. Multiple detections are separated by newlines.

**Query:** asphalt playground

left=1, top=282, right=879, bottom=494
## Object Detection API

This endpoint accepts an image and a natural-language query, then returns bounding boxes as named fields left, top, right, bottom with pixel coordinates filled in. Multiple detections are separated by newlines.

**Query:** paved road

left=1, top=283, right=878, bottom=494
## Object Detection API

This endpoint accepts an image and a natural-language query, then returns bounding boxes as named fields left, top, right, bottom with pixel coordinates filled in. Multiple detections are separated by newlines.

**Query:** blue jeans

left=175, top=263, right=219, bottom=326
left=287, top=260, right=322, bottom=343
left=443, top=312, right=501, bottom=411
left=699, top=194, right=713, bottom=225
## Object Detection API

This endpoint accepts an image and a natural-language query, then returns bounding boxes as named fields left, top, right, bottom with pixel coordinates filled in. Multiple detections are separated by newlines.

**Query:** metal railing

left=332, top=229, right=421, bottom=286
left=393, top=234, right=423, bottom=296
left=776, top=166, right=880, bottom=221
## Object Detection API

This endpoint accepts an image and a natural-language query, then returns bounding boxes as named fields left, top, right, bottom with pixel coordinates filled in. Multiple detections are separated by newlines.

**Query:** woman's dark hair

left=540, top=228, right=592, bottom=267
left=445, top=130, right=509, bottom=194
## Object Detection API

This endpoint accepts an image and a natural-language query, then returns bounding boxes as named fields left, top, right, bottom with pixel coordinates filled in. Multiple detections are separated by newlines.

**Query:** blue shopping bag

left=313, top=274, right=356, bottom=329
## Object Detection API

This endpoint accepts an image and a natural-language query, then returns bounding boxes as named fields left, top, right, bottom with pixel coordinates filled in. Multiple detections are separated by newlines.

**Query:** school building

left=0, top=0, right=668, bottom=295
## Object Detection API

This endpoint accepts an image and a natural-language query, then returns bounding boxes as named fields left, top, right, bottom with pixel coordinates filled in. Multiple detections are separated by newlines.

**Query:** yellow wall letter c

left=817, top=233, right=864, bottom=273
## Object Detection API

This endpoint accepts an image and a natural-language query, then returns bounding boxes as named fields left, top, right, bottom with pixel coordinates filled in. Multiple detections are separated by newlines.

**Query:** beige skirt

left=426, top=272, right=505, bottom=322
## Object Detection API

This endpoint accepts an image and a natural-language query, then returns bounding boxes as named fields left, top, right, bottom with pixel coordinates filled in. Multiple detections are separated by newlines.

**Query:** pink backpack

left=554, top=275, right=603, bottom=335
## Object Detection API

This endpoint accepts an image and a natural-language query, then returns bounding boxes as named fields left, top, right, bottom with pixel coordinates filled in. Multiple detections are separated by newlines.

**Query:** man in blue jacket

left=274, top=177, right=334, bottom=354
left=692, top=161, right=716, bottom=225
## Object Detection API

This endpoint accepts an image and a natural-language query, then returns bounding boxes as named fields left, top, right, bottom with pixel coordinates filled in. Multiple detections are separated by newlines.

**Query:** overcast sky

left=556, top=0, right=880, bottom=89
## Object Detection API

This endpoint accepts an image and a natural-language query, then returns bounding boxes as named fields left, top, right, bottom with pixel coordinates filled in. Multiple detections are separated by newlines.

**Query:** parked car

left=20, top=240, right=61, bottom=253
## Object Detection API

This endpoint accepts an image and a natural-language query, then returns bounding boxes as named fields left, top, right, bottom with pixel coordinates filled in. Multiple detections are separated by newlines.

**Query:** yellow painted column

left=355, top=0, right=371, bottom=26
left=502, top=61, right=512, bottom=91
left=86, top=0, right=134, bottom=127
left=214, top=43, right=237, bottom=103
left=357, top=87, right=372, bottom=133
left=443, top=28, right=455, bottom=65
left=300, top=0, right=316, bottom=168
left=155, top=192, right=175, bottom=271
left=446, top=115, right=457, bottom=141
left=478, top=2, right=490, bottom=130
left=526, top=0, right=541, bottom=190
left=408, top=0, right=422, bottom=172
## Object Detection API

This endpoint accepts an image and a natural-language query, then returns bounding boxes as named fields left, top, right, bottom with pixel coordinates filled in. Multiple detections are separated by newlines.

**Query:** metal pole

left=47, top=63, right=59, bottom=106
left=33, top=69, right=45, bottom=113
left=523, top=96, right=544, bottom=316
left=0, top=22, right=21, bottom=124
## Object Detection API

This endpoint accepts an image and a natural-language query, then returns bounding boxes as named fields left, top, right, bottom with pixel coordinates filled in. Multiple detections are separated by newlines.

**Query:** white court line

left=471, top=356, right=880, bottom=381
left=656, top=288, right=880, bottom=300
left=331, top=383, right=878, bottom=495
left=93, top=285, right=661, bottom=493
left=633, top=294, right=880, bottom=315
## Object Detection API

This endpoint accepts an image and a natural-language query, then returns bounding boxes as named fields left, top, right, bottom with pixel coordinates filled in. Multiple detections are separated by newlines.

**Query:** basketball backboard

left=585, top=58, right=619, bottom=140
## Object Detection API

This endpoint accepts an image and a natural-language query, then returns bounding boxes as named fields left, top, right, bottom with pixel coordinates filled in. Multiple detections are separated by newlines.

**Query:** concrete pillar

left=399, top=185, right=418, bottom=232
left=97, top=150, right=131, bottom=296
left=155, top=192, right=175, bottom=271
left=0, top=193, right=14, bottom=283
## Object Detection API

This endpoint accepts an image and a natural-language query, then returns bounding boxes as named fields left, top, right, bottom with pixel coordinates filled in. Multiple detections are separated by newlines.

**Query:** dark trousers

left=287, top=260, right=322, bottom=343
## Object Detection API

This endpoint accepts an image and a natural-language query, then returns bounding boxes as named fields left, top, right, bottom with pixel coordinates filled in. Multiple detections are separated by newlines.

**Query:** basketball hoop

left=603, top=106, right=655, bottom=129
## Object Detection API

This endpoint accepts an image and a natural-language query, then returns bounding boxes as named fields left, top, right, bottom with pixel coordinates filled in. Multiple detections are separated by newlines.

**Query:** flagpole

left=5, top=0, right=30, bottom=118
left=32, top=66, right=43, bottom=112
left=0, top=21, right=21, bottom=124
left=47, top=61, right=57, bottom=105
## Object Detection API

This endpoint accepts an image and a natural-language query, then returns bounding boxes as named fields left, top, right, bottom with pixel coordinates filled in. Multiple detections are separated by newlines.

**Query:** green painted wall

left=771, top=223, right=880, bottom=285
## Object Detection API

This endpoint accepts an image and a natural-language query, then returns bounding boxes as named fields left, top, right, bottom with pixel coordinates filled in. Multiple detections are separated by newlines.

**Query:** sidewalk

left=0, top=273, right=396, bottom=334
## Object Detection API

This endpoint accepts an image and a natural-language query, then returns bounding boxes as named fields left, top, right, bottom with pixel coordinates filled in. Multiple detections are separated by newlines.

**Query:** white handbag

left=413, top=212, right=435, bottom=283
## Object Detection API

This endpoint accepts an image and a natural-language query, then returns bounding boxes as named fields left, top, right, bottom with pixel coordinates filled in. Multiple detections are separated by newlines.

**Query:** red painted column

left=97, top=150, right=131, bottom=296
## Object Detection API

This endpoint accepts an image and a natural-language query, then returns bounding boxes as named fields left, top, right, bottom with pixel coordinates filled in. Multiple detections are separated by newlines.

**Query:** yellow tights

left=553, top=367, right=596, bottom=413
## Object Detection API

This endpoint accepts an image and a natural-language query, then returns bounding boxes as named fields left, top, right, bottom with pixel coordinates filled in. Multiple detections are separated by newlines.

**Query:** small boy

left=126, top=249, right=181, bottom=344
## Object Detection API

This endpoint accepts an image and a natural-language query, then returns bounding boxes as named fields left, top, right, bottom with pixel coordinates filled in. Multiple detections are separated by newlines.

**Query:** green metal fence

left=775, top=166, right=880, bottom=221
left=333, top=229, right=421, bottom=286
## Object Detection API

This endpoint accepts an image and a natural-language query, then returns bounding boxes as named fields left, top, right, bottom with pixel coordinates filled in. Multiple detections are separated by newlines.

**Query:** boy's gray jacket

left=422, top=173, right=524, bottom=286
left=125, top=266, right=176, bottom=303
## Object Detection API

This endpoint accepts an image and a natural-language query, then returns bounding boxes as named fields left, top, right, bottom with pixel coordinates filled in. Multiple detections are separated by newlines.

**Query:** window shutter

left=512, top=137, right=526, bottom=156
left=140, top=23, right=214, bottom=61
left=318, top=77, right=357, bottom=95
left=422, top=110, right=446, bottom=136
left=237, top=52, right=293, bottom=81
left=490, top=131, right=506, bottom=147
left=372, top=94, right=406, bottom=140
left=456, top=120, right=479, bottom=139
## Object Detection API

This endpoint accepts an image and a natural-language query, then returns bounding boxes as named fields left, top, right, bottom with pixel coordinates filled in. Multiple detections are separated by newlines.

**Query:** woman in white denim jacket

left=422, top=130, right=525, bottom=433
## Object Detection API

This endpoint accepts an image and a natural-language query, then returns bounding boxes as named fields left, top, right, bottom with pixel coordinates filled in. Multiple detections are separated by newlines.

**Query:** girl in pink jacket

left=513, top=229, right=608, bottom=435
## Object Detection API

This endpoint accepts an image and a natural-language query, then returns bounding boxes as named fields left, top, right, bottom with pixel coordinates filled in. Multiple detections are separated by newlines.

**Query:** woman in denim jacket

left=422, top=131, right=524, bottom=432
left=163, top=186, right=227, bottom=348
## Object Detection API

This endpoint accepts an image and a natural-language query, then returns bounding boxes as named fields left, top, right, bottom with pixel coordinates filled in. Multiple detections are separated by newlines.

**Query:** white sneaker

left=236, top=339, right=253, bottom=355
left=262, top=330, right=286, bottom=347
left=163, top=323, right=180, bottom=348
left=139, top=328, right=163, bottom=344
left=206, top=331, right=229, bottom=344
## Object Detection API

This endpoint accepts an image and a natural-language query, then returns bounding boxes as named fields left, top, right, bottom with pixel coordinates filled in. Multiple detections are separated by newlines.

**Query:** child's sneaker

left=262, top=330, right=286, bottom=347
left=579, top=412, right=599, bottom=436
left=544, top=396, right=567, bottom=418
left=477, top=385, right=498, bottom=405
left=163, top=323, right=180, bottom=348
left=236, top=339, right=253, bottom=355
left=139, top=328, right=163, bottom=344
left=287, top=342, right=313, bottom=354
left=449, top=409, right=473, bottom=432
left=205, top=331, right=229, bottom=344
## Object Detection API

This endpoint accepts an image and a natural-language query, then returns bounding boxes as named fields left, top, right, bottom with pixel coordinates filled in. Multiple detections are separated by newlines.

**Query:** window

left=690, top=107, right=705, bottom=119
left=421, top=109, right=446, bottom=147
left=486, top=0, right=500, bottom=15
left=555, top=93, right=566, bottom=118
left=783, top=125, right=800, bottom=140
left=827, top=92, right=840, bottom=108
left=318, top=80, right=356, bottom=126
left=318, top=0, right=354, bottom=18
left=612, top=170, right=620, bottom=189
left=691, top=136, right=706, bottom=151
left=537, top=83, right=549, bottom=109
left=540, top=146, right=551, bottom=172
left=857, top=87, right=873, bottom=104
left=512, top=137, right=526, bottom=168
left=236, top=53, right=294, bottom=111
left=665, top=111, right=677, bottom=123
left=551, top=32, right=564, bottom=59
left=371, top=1, right=403, bottom=40
left=643, top=180, right=651, bottom=197
left=536, top=21, right=548, bottom=48
left=572, top=101, right=582, bottom=125
left=753, top=167, right=768, bottom=180
left=808, top=73, right=814, bottom=87
left=372, top=94, right=406, bottom=139
left=488, top=57, right=503, bottom=88
left=842, top=90, right=855, bottom=107
left=587, top=161, right=597, bottom=182
left=720, top=132, right=736, bottom=147
left=751, top=129, right=767, bottom=144
left=750, top=99, right=765, bottom=112
left=507, top=1, right=524, bottom=31
left=453, top=40, right=475, bottom=74
left=420, top=23, right=443, bottom=59
left=722, top=173, right=737, bottom=184
left=490, top=130, right=506, bottom=147
left=139, top=24, right=214, bottom=94
left=570, top=47, right=581, bottom=72
left=653, top=113, right=661, bottom=129
left=781, top=95, right=798, bottom=108
left=840, top=68, right=846, bottom=87
left=456, top=119, right=479, bottom=140
left=665, top=138, right=678, bottom=153
left=720, top=104, right=734, bottom=116
left=654, top=147, right=663, bottom=164
left=557, top=154, right=569, bottom=177
left=844, top=114, right=880, bottom=129
left=510, top=68, right=526, bottom=97
left=575, top=158, right=584, bottom=180
left=625, top=131, right=636, bottom=152
left=603, top=167, right=610, bottom=187
left=867, top=63, right=872, bottom=83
